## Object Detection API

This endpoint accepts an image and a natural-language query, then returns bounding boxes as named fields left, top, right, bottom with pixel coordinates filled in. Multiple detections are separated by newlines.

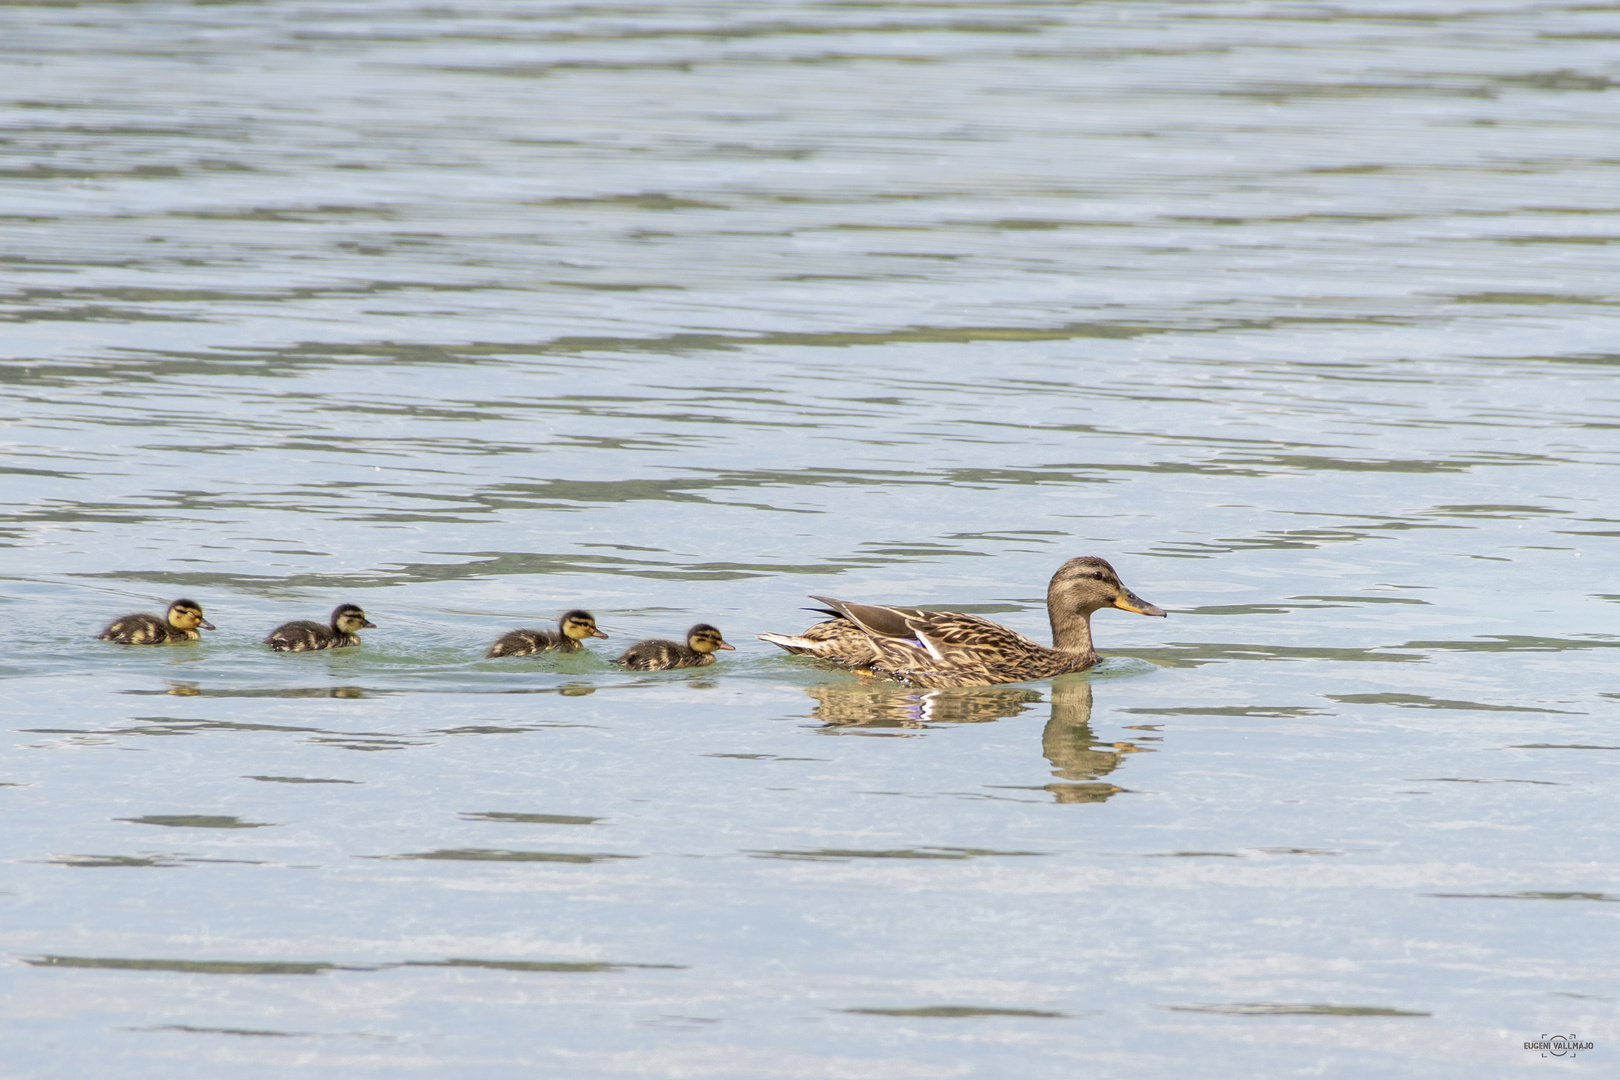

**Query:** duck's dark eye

left=1090, top=571, right=1104, bottom=580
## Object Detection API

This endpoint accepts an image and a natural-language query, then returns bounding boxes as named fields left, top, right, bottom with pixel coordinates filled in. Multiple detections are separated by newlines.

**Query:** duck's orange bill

left=715, top=642, right=737, bottom=650
left=1113, top=593, right=1166, bottom=617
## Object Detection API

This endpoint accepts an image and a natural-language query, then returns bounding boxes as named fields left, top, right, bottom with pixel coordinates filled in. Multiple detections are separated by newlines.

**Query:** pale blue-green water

left=2, top=2, right=1618, bottom=1076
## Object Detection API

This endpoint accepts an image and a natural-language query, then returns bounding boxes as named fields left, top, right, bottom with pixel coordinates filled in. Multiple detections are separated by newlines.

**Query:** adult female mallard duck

left=615, top=623, right=734, bottom=671
left=98, top=599, right=215, bottom=645
left=758, top=556, right=1165, bottom=688
left=265, top=603, right=376, bottom=652
left=486, top=609, right=608, bottom=658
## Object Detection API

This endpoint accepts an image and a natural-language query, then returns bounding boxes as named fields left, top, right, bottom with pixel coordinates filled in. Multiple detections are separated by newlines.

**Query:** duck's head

left=332, top=604, right=376, bottom=633
left=686, top=623, right=735, bottom=654
left=560, top=609, right=608, bottom=641
left=1048, top=557, right=1166, bottom=618
left=166, top=599, right=215, bottom=632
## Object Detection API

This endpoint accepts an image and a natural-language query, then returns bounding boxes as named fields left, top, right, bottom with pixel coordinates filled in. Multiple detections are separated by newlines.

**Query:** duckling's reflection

left=805, top=681, right=1043, bottom=729
left=141, top=681, right=368, bottom=699
left=1040, top=678, right=1124, bottom=804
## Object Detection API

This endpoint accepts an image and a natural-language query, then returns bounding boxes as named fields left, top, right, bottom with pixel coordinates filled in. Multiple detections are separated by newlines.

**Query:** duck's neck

left=1049, top=605, right=1097, bottom=663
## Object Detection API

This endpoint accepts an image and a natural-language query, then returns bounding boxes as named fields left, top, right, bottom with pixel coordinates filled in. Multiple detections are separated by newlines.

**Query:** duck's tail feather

left=758, top=632, right=820, bottom=655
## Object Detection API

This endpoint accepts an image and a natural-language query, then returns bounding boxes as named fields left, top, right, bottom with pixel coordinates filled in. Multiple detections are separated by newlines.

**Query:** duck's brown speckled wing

left=808, top=597, right=1084, bottom=689
left=876, top=644, right=1089, bottom=689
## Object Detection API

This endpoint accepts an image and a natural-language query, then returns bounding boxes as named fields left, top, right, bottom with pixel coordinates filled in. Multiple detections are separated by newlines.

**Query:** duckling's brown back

left=486, top=627, right=563, bottom=657
left=100, top=612, right=179, bottom=645
left=614, top=638, right=695, bottom=671
left=265, top=619, right=340, bottom=652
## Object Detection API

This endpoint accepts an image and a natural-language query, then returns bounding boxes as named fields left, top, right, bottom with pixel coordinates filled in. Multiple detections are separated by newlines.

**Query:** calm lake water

left=3, top=2, right=1618, bottom=1076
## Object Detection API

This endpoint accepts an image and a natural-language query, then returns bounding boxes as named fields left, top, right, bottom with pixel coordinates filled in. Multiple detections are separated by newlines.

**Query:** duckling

left=614, top=623, right=734, bottom=671
left=264, top=603, right=376, bottom=652
left=760, top=556, right=1165, bottom=688
left=486, top=609, right=608, bottom=658
left=98, top=599, right=215, bottom=645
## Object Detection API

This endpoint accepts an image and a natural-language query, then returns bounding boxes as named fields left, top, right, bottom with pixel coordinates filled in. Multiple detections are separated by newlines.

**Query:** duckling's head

left=166, top=599, right=215, bottom=632
left=686, top=623, right=735, bottom=654
left=560, top=609, right=608, bottom=641
left=332, top=604, right=376, bottom=634
left=1048, top=557, right=1165, bottom=618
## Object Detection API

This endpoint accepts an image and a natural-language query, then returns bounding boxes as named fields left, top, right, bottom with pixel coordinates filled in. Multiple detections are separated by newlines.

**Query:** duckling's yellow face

left=335, top=607, right=375, bottom=634
left=562, top=614, right=607, bottom=641
left=166, top=602, right=215, bottom=631
left=687, top=627, right=735, bottom=654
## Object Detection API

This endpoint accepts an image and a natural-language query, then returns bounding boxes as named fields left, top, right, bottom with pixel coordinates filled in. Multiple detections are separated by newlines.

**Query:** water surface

left=3, top=2, right=1619, bottom=1077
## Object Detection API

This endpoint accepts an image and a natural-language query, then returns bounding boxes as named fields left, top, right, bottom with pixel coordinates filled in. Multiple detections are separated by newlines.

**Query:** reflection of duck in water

left=1040, top=678, right=1125, bottom=804
left=486, top=610, right=607, bottom=658
left=760, top=556, right=1164, bottom=688
left=804, top=682, right=1043, bottom=729
left=615, top=623, right=734, bottom=671
left=804, top=677, right=1137, bottom=803
left=99, top=599, right=215, bottom=645
left=265, top=604, right=376, bottom=652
